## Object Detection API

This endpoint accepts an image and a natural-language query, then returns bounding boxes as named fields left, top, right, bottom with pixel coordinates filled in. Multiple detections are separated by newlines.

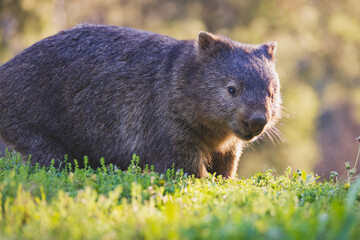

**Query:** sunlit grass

left=0, top=150, right=359, bottom=239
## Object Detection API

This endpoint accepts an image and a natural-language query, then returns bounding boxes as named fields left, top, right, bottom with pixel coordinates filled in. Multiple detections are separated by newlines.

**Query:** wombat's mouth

left=234, top=130, right=261, bottom=141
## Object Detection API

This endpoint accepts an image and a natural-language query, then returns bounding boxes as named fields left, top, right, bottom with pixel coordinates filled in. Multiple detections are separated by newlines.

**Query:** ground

left=0, top=151, right=359, bottom=239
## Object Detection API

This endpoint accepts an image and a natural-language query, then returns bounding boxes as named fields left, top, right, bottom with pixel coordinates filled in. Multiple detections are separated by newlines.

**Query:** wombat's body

left=0, top=24, right=282, bottom=178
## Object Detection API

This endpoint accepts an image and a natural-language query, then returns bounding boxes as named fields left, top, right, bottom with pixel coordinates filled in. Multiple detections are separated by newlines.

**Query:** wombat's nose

left=246, top=112, right=267, bottom=135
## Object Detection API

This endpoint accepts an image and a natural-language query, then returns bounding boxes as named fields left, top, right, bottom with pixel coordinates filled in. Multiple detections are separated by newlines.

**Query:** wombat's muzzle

left=237, top=111, right=268, bottom=141
left=247, top=111, right=267, bottom=134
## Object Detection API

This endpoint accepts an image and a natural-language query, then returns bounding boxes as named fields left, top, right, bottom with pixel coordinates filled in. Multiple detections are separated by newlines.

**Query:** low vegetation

left=0, top=150, right=359, bottom=240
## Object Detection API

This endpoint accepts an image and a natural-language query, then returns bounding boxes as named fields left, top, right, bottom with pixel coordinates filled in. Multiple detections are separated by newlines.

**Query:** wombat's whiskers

left=257, top=123, right=286, bottom=146
left=268, top=125, right=286, bottom=143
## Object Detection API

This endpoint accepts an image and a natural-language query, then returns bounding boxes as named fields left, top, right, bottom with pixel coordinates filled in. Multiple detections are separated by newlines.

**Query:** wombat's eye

left=228, top=86, right=236, bottom=96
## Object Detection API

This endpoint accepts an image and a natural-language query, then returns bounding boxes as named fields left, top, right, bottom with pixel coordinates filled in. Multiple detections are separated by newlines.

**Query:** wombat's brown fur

left=0, top=24, right=282, bottom=178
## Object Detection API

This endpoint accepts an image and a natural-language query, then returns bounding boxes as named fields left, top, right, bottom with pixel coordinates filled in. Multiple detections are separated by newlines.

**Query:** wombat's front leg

left=177, top=154, right=209, bottom=178
left=161, top=144, right=209, bottom=178
left=208, top=146, right=242, bottom=178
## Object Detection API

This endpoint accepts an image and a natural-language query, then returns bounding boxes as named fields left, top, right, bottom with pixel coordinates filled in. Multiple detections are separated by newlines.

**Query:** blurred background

left=0, top=0, right=359, bottom=179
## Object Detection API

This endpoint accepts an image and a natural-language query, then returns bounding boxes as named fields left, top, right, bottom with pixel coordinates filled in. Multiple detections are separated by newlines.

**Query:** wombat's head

left=193, top=32, right=282, bottom=142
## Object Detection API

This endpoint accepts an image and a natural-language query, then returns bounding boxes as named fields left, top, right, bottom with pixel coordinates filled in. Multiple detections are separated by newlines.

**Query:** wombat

left=0, top=24, right=282, bottom=178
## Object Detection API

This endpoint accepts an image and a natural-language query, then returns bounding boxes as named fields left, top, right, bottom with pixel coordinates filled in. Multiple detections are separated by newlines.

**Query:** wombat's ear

left=198, top=31, right=232, bottom=56
left=198, top=31, right=217, bottom=51
left=263, top=42, right=277, bottom=61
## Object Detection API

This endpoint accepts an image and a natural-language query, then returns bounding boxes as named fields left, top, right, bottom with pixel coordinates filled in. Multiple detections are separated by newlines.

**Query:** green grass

left=0, top=150, right=359, bottom=240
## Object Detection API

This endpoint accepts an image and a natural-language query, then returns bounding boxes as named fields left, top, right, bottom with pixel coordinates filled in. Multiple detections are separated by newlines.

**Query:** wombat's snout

left=244, top=111, right=267, bottom=136
left=235, top=111, right=268, bottom=141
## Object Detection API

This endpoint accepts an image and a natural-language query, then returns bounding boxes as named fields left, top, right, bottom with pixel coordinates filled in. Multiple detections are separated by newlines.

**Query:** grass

left=0, top=150, right=360, bottom=240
